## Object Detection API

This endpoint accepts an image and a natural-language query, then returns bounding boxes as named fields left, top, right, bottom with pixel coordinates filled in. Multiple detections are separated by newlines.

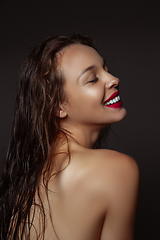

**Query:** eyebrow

left=78, top=58, right=106, bottom=80
left=78, top=65, right=96, bottom=80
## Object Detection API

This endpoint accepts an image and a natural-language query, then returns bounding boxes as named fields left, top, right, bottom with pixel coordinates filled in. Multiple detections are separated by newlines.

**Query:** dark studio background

left=0, top=0, right=160, bottom=239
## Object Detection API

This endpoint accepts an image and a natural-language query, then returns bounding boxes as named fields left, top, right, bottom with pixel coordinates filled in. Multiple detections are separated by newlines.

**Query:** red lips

left=107, top=101, right=122, bottom=108
left=104, top=90, right=122, bottom=109
left=104, top=91, right=119, bottom=104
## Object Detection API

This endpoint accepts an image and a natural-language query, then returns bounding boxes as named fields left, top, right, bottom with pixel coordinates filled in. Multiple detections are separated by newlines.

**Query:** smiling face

left=59, top=44, right=127, bottom=131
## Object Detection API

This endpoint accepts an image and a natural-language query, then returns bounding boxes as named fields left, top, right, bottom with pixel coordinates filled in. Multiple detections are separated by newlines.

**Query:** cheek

left=68, top=87, right=103, bottom=110
left=82, top=83, right=103, bottom=99
left=64, top=76, right=105, bottom=117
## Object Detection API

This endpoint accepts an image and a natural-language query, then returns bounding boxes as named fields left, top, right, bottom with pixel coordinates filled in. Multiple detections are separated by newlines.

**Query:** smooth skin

left=31, top=44, right=139, bottom=240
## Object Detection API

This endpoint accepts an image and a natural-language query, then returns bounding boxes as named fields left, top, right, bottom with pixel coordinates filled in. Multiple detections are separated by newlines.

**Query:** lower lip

left=105, top=101, right=122, bottom=109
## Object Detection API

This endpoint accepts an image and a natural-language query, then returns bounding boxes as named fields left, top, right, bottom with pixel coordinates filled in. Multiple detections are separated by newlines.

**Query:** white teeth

left=105, top=95, right=120, bottom=106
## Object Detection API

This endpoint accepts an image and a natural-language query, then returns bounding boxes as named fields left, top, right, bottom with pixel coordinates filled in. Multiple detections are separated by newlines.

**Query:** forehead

left=60, top=44, right=103, bottom=78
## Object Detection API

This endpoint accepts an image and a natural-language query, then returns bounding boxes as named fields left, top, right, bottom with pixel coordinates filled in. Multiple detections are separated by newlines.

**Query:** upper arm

left=98, top=152, right=139, bottom=240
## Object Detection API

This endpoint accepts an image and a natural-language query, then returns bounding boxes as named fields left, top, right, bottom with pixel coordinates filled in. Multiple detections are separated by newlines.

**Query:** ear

left=56, top=102, right=68, bottom=118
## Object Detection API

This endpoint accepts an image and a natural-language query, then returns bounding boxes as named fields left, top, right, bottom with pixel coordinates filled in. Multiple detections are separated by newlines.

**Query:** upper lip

left=103, top=90, right=119, bottom=105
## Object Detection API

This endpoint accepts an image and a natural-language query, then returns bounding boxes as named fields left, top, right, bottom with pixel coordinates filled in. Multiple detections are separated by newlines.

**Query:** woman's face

left=60, top=44, right=127, bottom=129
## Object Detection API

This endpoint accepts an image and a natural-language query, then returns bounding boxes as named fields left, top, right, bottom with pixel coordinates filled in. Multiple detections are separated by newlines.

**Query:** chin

left=110, top=107, right=127, bottom=125
left=115, top=107, right=127, bottom=123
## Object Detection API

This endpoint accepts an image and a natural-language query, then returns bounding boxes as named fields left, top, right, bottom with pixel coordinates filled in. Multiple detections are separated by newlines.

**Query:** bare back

left=31, top=142, right=139, bottom=240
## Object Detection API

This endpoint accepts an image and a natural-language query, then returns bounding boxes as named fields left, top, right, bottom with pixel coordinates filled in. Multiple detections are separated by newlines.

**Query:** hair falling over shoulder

left=0, top=33, right=98, bottom=240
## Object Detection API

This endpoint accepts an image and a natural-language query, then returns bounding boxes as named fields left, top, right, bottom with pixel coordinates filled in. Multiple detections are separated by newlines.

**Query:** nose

left=104, top=72, right=119, bottom=89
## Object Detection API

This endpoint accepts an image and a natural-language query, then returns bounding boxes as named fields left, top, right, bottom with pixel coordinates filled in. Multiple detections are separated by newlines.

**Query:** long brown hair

left=0, top=33, right=98, bottom=239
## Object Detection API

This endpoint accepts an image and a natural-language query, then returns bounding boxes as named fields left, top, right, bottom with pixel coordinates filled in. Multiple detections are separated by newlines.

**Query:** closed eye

left=87, top=77, right=98, bottom=84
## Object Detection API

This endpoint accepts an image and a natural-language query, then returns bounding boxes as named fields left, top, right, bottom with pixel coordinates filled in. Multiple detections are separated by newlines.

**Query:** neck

left=60, top=120, right=102, bottom=149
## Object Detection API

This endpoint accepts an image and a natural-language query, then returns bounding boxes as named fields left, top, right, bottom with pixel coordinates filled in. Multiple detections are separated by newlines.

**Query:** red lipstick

left=104, top=90, right=122, bottom=109
left=104, top=91, right=119, bottom=104
left=107, top=101, right=122, bottom=108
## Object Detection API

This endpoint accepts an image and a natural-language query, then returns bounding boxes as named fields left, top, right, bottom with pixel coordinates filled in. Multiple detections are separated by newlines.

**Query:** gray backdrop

left=0, top=0, right=160, bottom=239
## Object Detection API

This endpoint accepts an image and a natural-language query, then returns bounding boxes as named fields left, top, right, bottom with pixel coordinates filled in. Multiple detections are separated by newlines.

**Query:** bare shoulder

left=76, top=149, right=139, bottom=240
left=46, top=147, right=139, bottom=240
left=91, top=149, right=140, bottom=197
left=78, top=148, right=139, bottom=185
left=99, top=149, right=139, bottom=179
left=79, top=148, right=139, bottom=240
left=70, top=147, right=139, bottom=204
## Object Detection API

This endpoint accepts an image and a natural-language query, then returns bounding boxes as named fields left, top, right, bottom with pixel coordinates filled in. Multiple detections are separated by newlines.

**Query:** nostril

left=106, top=78, right=119, bottom=89
left=115, top=85, right=119, bottom=90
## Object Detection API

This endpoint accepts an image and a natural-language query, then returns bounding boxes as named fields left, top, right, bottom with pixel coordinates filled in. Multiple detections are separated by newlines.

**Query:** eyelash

left=87, top=63, right=109, bottom=84
left=88, top=77, right=98, bottom=84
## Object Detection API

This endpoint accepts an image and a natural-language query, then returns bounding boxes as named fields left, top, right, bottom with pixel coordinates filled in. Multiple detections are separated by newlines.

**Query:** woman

left=0, top=33, right=139, bottom=240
